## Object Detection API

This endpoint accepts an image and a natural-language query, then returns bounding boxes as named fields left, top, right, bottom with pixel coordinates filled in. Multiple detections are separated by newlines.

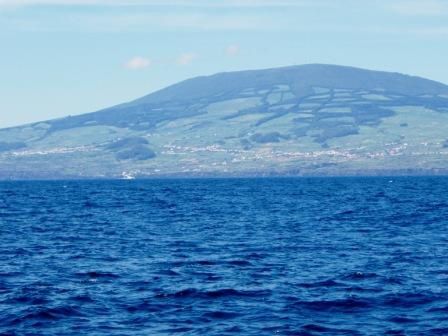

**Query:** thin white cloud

left=0, top=12, right=274, bottom=32
left=0, top=0, right=329, bottom=7
left=1, top=0, right=125, bottom=5
left=124, top=56, right=151, bottom=70
left=3, top=1, right=448, bottom=37
left=0, top=0, right=334, bottom=33
left=387, top=0, right=448, bottom=16
left=176, top=52, right=196, bottom=66
left=225, top=44, right=240, bottom=57
left=412, top=26, right=448, bottom=36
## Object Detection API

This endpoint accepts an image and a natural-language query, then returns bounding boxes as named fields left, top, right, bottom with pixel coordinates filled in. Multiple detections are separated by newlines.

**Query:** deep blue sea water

left=1, top=177, right=448, bottom=335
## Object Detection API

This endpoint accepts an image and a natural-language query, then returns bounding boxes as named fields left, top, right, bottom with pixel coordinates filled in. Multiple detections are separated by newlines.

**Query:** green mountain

left=1, top=64, right=448, bottom=179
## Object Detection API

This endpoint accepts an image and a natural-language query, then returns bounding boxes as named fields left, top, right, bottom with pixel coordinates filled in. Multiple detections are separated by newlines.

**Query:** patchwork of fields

left=1, top=64, right=448, bottom=178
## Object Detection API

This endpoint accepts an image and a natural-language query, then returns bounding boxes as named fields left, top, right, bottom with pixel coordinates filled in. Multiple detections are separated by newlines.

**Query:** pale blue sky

left=1, top=0, right=448, bottom=128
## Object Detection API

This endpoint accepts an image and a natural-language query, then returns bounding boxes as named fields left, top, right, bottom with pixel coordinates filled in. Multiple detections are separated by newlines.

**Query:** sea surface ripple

left=1, top=177, right=448, bottom=335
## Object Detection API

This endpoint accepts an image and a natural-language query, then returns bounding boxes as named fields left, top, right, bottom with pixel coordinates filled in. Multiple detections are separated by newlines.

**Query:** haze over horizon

left=1, top=0, right=448, bottom=128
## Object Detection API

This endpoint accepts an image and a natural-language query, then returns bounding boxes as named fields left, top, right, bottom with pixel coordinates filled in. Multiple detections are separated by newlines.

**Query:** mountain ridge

left=1, top=64, right=448, bottom=179
left=126, top=63, right=448, bottom=106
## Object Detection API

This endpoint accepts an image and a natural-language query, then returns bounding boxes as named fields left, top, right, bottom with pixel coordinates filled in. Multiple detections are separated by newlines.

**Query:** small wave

left=14, top=248, right=33, bottom=256
left=388, top=316, right=416, bottom=324
left=343, top=285, right=383, bottom=294
left=83, top=201, right=101, bottom=208
left=151, top=198, right=177, bottom=209
left=428, top=306, right=448, bottom=313
left=72, top=213, right=95, bottom=219
left=296, top=279, right=341, bottom=288
left=6, top=295, right=49, bottom=305
left=381, top=292, right=439, bottom=308
left=31, top=226, right=48, bottom=233
left=245, top=252, right=266, bottom=259
left=201, top=311, right=240, bottom=320
left=429, top=327, right=448, bottom=334
left=374, top=191, right=386, bottom=198
left=204, top=288, right=271, bottom=298
left=223, top=326, right=242, bottom=333
left=342, top=272, right=379, bottom=281
left=227, top=259, right=252, bottom=267
left=384, top=329, right=406, bottom=335
left=75, top=271, right=120, bottom=279
left=195, top=260, right=217, bottom=266
left=155, top=288, right=271, bottom=299
left=426, top=202, right=448, bottom=210
left=0, top=271, right=24, bottom=278
left=155, top=288, right=196, bottom=299
left=383, top=276, right=404, bottom=285
left=10, top=306, right=83, bottom=324
left=161, top=327, right=193, bottom=333
left=191, top=271, right=222, bottom=281
left=157, top=269, right=181, bottom=276
left=0, top=212, right=18, bottom=218
left=69, top=295, right=95, bottom=303
left=301, top=324, right=334, bottom=332
left=125, top=301, right=170, bottom=313
left=336, top=209, right=355, bottom=215
left=288, top=297, right=372, bottom=312
left=301, top=324, right=361, bottom=335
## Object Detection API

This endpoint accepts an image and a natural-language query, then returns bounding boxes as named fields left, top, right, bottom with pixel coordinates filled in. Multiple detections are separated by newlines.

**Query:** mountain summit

left=1, top=64, right=448, bottom=179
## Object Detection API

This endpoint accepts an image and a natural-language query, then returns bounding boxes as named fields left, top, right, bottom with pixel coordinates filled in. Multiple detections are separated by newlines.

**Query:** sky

left=1, top=0, right=448, bottom=128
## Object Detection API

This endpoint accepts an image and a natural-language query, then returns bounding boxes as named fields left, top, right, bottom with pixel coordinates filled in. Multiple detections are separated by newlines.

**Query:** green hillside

left=1, top=64, right=448, bottom=179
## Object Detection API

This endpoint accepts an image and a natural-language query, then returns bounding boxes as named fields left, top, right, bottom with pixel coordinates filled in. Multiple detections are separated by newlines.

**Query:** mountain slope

left=1, top=64, right=448, bottom=179
left=133, top=64, right=448, bottom=104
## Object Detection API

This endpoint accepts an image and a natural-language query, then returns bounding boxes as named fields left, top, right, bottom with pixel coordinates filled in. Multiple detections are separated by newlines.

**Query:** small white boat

left=121, top=172, right=136, bottom=180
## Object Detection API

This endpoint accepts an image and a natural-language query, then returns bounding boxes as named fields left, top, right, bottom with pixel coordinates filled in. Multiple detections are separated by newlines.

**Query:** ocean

left=1, top=177, right=448, bottom=335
